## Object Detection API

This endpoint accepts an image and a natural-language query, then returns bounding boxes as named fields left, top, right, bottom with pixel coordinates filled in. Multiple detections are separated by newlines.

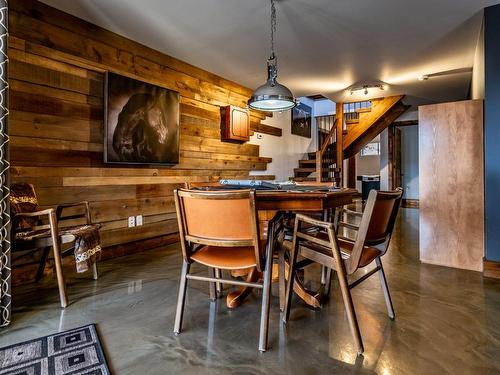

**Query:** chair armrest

left=13, top=209, right=56, bottom=233
left=295, top=213, right=334, bottom=230
left=14, top=208, right=55, bottom=218
left=56, top=201, right=91, bottom=224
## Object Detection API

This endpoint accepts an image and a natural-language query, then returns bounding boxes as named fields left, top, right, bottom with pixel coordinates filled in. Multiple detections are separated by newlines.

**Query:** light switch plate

left=135, top=215, right=143, bottom=226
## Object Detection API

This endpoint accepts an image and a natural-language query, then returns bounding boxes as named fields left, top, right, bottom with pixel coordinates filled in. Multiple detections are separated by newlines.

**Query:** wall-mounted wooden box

left=221, top=105, right=250, bottom=142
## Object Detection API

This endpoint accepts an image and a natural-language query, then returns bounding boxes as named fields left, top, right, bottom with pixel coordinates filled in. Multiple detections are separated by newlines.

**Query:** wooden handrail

left=316, top=117, right=340, bottom=182
left=320, top=117, right=339, bottom=155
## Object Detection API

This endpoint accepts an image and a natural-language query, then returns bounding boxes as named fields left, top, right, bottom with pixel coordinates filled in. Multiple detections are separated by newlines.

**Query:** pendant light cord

left=270, top=0, right=277, bottom=62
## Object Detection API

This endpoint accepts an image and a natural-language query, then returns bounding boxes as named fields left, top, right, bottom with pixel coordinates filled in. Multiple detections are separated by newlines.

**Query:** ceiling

left=41, top=0, right=498, bottom=106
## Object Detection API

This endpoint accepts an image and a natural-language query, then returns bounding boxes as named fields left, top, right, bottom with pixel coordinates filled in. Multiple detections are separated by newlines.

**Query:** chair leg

left=208, top=267, right=217, bottom=301
left=258, top=237, right=274, bottom=352
left=174, top=260, right=191, bottom=334
left=336, top=264, right=364, bottom=355
left=215, top=268, right=222, bottom=295
left=321, top=265, right=327, bottom=285
left=35, top=247, right=51, bottom=283
left=324, top=267, right=333, bottom=297
left=49, top=212, right=68, bottom=308
left=278, top=245, right=286, bottom=312
left=92, top=262, right=98, bottom=280
left=376, top=257, right=395, bottom=320
left=283, top=234, right=300, bottom=323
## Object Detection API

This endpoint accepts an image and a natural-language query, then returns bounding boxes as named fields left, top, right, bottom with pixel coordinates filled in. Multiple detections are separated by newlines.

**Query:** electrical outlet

left=135, top=214, right=143, bottom=226
left=128, top=216, right=136, bottom=227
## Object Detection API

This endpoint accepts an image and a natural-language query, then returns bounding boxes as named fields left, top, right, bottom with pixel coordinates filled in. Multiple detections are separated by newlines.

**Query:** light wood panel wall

left=419, top=100, right=484, bottom=272
left=8, top=0, right=277, bottom=252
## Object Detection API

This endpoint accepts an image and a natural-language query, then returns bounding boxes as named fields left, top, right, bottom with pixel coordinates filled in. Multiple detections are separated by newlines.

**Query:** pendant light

left=248, top=0, right=296, bottom=112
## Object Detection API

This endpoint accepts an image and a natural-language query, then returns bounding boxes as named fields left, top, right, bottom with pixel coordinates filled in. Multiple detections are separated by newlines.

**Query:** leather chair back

left=174, top=189, right=262, bottom=270
left=347, top=188, right=403, bottom=273
left=365, top=189, right=403, bottom=246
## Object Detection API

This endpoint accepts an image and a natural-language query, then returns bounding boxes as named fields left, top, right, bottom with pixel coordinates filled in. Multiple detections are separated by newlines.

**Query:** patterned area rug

left=0, top=324, right=110, bottom=374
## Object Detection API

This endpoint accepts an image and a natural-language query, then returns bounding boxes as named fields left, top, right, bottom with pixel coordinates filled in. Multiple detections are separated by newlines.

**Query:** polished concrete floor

left=1, top=208, right=500, bottom=374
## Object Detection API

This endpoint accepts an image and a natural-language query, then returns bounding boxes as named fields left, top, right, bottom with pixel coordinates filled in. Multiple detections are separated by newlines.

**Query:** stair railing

left=316, top=117, right=339, bottom=183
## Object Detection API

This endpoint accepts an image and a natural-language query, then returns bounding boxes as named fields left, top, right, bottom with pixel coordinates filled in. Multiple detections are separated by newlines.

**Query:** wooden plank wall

left=419, top=100, right=484, bottom=272
left=8, top=0, right=278, bottom=253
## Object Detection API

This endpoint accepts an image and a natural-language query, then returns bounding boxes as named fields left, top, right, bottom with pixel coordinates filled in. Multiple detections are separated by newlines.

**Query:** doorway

left=389, top=121, right=419, bottom=208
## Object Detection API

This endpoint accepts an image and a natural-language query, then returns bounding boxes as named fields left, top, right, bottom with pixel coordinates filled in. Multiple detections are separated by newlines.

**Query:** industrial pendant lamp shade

left=248, top=0, right=296, bottom=112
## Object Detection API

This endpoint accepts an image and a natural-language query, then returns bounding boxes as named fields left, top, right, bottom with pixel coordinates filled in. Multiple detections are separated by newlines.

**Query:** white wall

left=249, top=97, right=318, bottom=181
left=313, top=98, right=335, bottom=116
left=396, top=110, right=418, bottom=122
left=379, top=129, right=390, bottom=190
left=472, top=16, right=485, bottom=100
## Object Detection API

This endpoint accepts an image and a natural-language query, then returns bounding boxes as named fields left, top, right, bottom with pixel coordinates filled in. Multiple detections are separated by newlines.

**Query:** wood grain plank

left=250, top=121, right=282, bottom=137
left=9, top=59, right=103, bottom=97
left=90, top=197, right=176, bottom=222
left=10, top=90, right=103, bottom=120
left=63, top=176, right=208, bottom=187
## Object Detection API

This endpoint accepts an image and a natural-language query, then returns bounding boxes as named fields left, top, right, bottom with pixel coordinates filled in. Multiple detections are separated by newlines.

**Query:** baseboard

left=402, top=199, right=419, bottom=208
left=420, top=258, right=482, bottom=272
left=12, top=233, right=180, bottom=286
left=484, top=260, right=500, bottom=279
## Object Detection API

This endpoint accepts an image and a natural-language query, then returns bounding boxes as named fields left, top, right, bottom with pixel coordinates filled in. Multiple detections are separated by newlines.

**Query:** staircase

left=293, top=150, right=341, bottom=183
left=292, top=95, right=408, bottom=185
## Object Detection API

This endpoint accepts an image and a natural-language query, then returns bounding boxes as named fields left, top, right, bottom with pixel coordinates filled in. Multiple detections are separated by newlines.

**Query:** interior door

left=393, top=127, right=402, bottom=190
left=400, top=125, right=419, bottom=200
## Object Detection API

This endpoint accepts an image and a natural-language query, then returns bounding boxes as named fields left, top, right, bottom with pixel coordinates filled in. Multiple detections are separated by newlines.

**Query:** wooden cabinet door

left=221, top=106, right=250, bottom=142
left=231, top=109, right=249, bottom=140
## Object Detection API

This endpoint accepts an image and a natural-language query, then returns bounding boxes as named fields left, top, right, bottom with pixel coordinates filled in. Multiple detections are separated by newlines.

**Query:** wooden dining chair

left=10, top=183, right=99, bottom=308
left=286, top=180, right=339, bottom=296
left=282, top=188, right=403, bottom=355
left=173, top=188, right=284, bottom=352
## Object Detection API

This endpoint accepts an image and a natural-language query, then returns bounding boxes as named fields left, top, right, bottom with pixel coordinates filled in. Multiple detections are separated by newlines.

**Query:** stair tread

left=293, top=177, right=341, bottom=182
left=294, top=167, right=341, bottom=172
left=299, top=159, right=333, bottom=164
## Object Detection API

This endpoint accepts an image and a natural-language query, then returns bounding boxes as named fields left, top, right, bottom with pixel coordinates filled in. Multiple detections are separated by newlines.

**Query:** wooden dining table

left=223, top=187, right=358, bottom=309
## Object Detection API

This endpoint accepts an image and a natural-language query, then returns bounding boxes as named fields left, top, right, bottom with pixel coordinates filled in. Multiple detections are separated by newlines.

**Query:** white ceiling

left=41, top=0, right=497, bottom=106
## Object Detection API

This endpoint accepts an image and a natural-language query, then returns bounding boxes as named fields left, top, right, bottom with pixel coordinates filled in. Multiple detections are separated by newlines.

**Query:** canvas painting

left=105, top=72, right=180, bottom=164
left=291, top=102, right=312, bottom=138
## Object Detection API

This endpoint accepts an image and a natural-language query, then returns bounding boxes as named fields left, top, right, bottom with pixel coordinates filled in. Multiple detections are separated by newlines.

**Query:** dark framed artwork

left=104, top=72, right=180, bottom=165
left=291, top=102, right=312, bottom=138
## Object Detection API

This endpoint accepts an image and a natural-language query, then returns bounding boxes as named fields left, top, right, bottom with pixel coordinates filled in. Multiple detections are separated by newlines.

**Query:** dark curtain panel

left=0, top=0, right=11, bottom=327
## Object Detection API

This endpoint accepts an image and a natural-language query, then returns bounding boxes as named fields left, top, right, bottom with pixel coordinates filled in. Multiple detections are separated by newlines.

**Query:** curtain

left=0, top=0, right=10, bottom=327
